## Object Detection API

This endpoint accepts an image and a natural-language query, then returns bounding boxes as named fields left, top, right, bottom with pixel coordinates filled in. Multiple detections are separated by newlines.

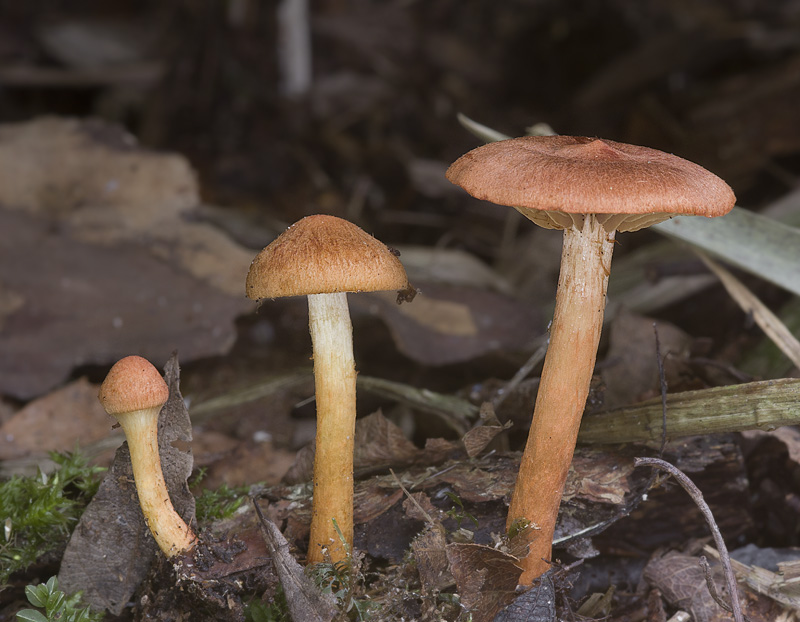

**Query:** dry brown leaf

left=0, top=377, right=114, bottom=460
left=0, top=209, right=250, bottom=399
left=462, top=401, right=512, bottom=458
left=412, top=524, right=453, bottom=593
left=601, top=308, right=692, bottom=410
left=356, top=284, right=540, bottom=366
left=0, top=117, right=255, bottom=399
left=446, top=542, right=523, bottom=621
left=564, top=449, right=632, bottom=505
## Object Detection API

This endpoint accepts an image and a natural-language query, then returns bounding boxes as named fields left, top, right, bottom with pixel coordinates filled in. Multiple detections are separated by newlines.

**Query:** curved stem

left=118, top=410, right=197, bottom=558
left=307, top=292, right=357, bottom=564
left=507, top=216, right=615, bottom=584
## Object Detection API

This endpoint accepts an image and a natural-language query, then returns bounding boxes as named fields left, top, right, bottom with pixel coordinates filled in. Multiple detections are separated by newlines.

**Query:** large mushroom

left=98, top=355, right=198, bottom=558
left=246, top=214, right=409, bottom=564
left=446, top=136, right=736, bottom=583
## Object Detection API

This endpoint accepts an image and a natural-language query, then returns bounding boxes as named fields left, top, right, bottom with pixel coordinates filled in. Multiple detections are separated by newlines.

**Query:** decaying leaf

left=563, top=449, right=632, bottom=505
left=601, top=308, right=692, bottom=410
left=356, top=284, right=540, bottom=366
left=643, top=551, right=732, bottom=622
left=394, top=244, right=514, bottom=293
left=446, top=542, right=522, bottom=621
left=411, top=523, right=453, bottom=594
left=494, top=571, right=557, bottom=622
left=0, top=117, right=254, bottom=399
left=462, top=402, right=512, bottom=458
left=0, top=377, right=112, bottom=460
left=58, top=354, right=195, bottom=615
left=252, top=501, right=338, bottom=622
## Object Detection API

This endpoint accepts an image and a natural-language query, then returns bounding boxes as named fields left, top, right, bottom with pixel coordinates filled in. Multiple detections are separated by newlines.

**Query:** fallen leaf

left=412, top=524, right=453, bottom=593
left=252, top=501, right=338, bottom=622
left=393, top=245, right=514, bottom=293
left=0, top=208, right=249, bottom=399
left=356, top=284, right=541, bottom=366
left=601, top=308, right=692, bottom=410
left=462, top=402, right=512, bottom=458
left=0, top=117, right=255, bottom=399
left=564, top=449, right=632, bottom=505
left=0, top=377, right=113, bottom=460
left=494, top=572, right=557, bottom=622
left=643, top=551, right=730, bottom=622
left=446, top=542, right=522, bottom=621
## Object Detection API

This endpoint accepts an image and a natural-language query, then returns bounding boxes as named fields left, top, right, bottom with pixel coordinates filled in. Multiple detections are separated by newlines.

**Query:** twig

left=653, top=323, right=669, bottom=457
left=700, top=556, right=734, bottom=615
left=634, top=457, right=745, bottom=622
left=389, top=468, right=435, bottom=526
left=492, top=336, right=549, bottom=408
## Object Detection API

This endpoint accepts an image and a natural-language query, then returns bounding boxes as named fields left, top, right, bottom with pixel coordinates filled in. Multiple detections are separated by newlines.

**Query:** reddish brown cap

left=99, top=356, right=169, bottom=415
left=246, top=214, right=409, bottom=299
left=446, top=136, right=736, bottom=232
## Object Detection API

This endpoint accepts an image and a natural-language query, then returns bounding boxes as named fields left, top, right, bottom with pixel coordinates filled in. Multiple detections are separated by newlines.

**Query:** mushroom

left=98, top=355, right=198, bottom=558
left=446, top=136, right=736, bottom=583
left=246, top=214, right=409, bottom=564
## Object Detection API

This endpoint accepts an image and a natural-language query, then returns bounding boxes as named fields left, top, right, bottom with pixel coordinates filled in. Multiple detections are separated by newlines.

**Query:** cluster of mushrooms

left=99, top=135, right=735, bottom=586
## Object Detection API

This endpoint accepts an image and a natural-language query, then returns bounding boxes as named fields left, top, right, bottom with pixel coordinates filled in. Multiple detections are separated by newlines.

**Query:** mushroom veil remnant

left=246, top=214, right=409, bottom=564
left=98, top=355, right=198, bottom=558
left=446, top=135, right=736, bottom=584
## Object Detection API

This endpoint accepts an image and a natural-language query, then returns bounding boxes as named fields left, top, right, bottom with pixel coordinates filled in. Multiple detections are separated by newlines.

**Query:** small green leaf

left=46, top=590, right=66, bottom=613
left=15, top=610, right=49, bottom=622
left=24, top=585, right=47, bottom=608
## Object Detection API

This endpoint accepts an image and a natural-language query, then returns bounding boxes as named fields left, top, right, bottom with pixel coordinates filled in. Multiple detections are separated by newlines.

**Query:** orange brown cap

left=99, top=356, right=169, bottom=415
left=246, top=214, right=409, bottom=299
left=446, top=136, right=736, bottom=232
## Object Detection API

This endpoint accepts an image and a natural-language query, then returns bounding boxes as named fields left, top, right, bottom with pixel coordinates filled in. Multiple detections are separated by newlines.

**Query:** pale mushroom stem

left=307, top=291, right=357, bottom=564
left=507, top=215, right=615, bottom=584
left=117, top=409, right=198, bottom=558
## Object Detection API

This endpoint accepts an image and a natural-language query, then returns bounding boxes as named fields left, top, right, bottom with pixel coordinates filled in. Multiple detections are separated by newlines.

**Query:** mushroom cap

left=246, top=214, right=409, bottom=299
left=446, top=136, right=736, bottom=232
left=99, top=355, right=169, bottom=415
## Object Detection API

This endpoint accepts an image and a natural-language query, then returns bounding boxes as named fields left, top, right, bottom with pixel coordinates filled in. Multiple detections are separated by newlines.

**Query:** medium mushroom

left=98, top=355, right=197, bottom=558
left=246, top=214, right=409, bottom=564
left=446, top=136, right=736, bottom=583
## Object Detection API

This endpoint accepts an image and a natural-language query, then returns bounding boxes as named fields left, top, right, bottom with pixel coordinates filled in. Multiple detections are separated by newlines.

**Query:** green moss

left=191, top=470, right=249, bottom=522
left=1, top=452, right=104, bottom=587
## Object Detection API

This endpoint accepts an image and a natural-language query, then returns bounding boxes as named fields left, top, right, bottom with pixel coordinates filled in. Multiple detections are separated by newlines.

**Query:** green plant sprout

left=15, top=576, right=103, bottom=622
left=1, top=452, right=104, bottom=586
left=444, top=492, right=479, bottom=529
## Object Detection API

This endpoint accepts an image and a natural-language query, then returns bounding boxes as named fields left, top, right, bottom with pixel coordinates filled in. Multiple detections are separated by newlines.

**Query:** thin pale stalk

left=507, top=216, right=615, bottom=584
left=307, top=292, right=357, bottom=564
left=119, top=411, right=197, bottom=558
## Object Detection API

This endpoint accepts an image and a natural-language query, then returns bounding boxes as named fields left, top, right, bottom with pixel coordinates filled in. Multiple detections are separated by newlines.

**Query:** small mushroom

left=246, top=214, right=409, bottom=564
left=447, top=136, right=736, bottom=583
left=98, top=355, right=198, bottom=558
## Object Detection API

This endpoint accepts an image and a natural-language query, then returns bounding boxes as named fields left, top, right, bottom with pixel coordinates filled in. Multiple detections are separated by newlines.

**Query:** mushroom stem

left=507, top=215, right=615, bottom=584
left=116, top=408, right=198, bottom=558
left=306, top=291, right=357, bottom=564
